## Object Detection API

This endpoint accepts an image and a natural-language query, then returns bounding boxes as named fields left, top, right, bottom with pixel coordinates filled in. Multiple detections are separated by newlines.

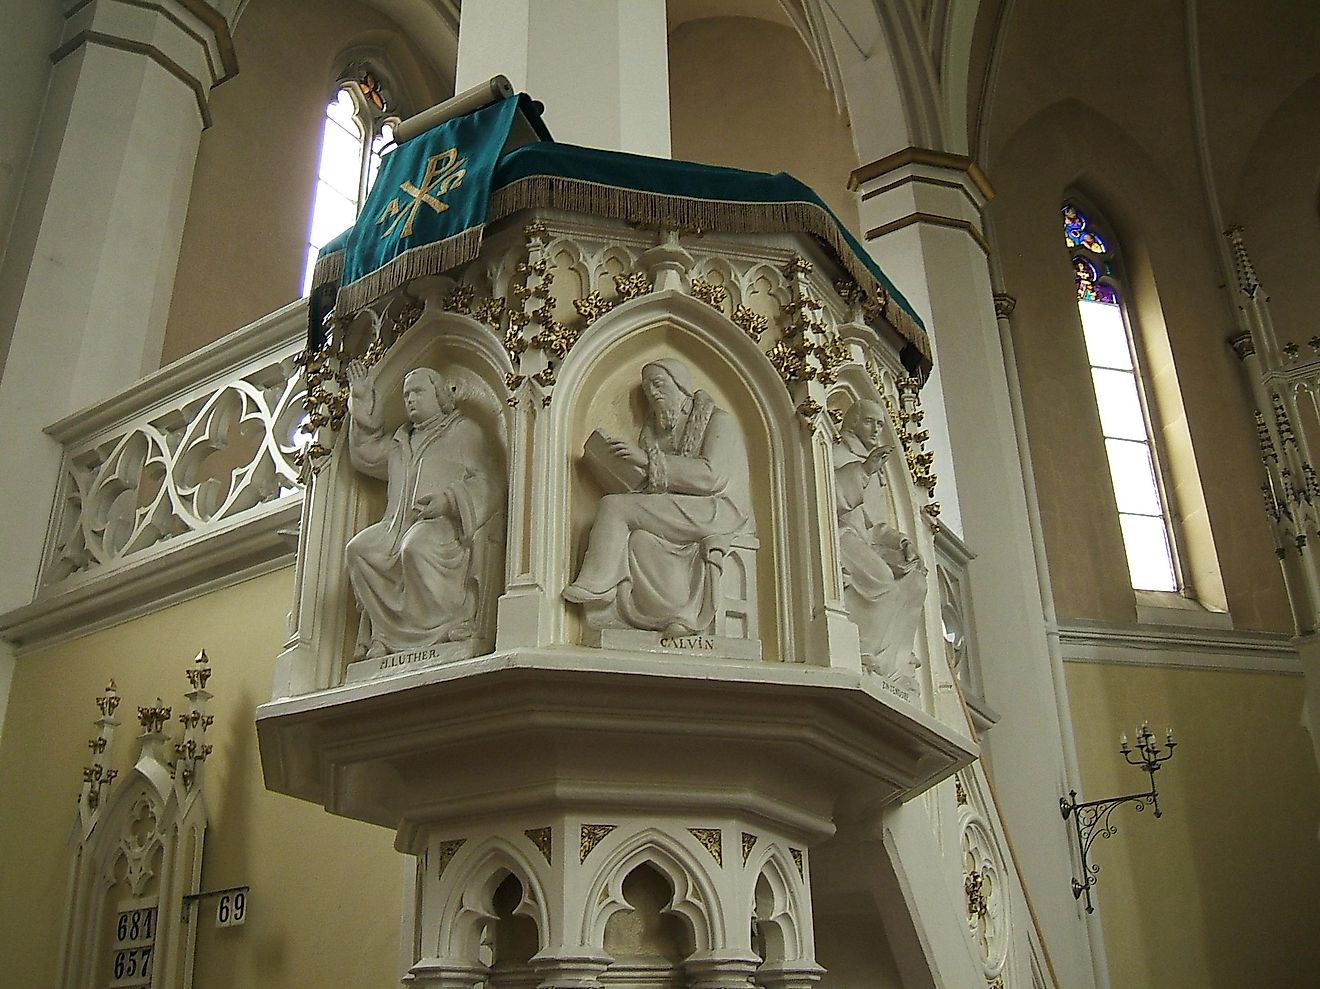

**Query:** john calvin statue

left=835, top=399, right=927, bottom=683
left=563, top=358, right=752, bottom=636
left=345, top=361, right=502, bottom=659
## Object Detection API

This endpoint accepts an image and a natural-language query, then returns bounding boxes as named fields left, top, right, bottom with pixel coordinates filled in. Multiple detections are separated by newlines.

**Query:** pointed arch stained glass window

left=1063, top=202, right=1178, bottom=592
left=302, top=76, right=398, bottom=295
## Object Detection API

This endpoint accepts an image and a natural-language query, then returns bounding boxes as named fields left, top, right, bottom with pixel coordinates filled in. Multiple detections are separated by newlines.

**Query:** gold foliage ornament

left=688, top=827, right=723, bottom=866
left=732, top=305, right=768, bottom=343
left=614, top=271, right=653, bottom=301
left=580, top=824, right=617, bottom=862
left=573, top=291, right=615, bottom=326
left=688, top=276, right=727, bottom=309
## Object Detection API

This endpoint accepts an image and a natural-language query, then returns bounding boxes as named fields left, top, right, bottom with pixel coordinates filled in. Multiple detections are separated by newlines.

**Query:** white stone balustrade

left=0, top=300, right=308, bottom=649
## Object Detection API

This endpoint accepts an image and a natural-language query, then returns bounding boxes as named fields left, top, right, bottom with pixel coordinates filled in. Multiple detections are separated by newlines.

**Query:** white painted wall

left=455, top=0, right=670, bottom=157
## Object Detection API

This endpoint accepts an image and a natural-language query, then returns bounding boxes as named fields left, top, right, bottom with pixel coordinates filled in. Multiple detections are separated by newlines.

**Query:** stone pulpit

left=258, top=133, right=976, bottom=987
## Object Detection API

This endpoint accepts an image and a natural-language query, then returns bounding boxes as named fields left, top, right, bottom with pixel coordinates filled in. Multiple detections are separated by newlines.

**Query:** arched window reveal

left=1063, top=202, right=1178, bottom=592
left=302, top=71, right=400, bottom=294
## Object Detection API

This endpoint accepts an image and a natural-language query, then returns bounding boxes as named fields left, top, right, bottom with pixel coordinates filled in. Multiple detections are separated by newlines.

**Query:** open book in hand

left=583, top=429, right=647, bottom=494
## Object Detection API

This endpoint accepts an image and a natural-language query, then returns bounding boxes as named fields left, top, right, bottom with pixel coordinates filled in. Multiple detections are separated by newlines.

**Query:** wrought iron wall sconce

left=1060, top=721, right=1176, bottom=913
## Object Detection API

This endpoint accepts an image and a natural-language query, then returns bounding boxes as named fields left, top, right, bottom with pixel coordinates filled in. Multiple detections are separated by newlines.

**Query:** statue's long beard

left=652, top=398, right=679, bottom=433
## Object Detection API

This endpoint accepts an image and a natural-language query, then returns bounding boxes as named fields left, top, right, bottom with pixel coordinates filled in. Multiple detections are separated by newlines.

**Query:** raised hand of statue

left=605, top=436, right=647, bottom=469
left=345, top=359, right=379, bottom=426
left=863, top=442, right=894, bottom=476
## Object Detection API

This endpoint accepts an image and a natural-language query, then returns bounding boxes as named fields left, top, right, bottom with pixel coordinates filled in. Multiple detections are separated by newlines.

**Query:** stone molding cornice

left=849, top=147, right=995, bottom=202
left=51, top=30, right=213, bottom=127
left=60, top=0, right=237, bottom=88
left=865, top=212, right=991, bottom=258
left=1056, top=619, right=1299, bottom=674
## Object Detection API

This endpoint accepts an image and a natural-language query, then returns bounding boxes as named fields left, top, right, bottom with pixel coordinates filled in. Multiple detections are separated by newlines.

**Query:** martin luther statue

left=345, top=361, right=502, bottom=659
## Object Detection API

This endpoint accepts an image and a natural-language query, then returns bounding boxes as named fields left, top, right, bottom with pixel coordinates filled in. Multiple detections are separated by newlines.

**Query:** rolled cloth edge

left=393, top=76, right=515, bottom=145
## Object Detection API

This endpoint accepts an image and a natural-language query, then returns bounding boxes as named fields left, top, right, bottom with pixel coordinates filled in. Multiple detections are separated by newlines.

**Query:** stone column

left=683, top=952, right=762, bottom=989
left=454, top=0, right=670, bottom=158
left=851, top=148, right=1103, bottom=988
left=0, top=0, right=237, bottom=616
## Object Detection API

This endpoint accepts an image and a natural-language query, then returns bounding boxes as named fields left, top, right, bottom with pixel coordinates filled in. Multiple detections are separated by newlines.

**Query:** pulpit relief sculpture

left=345, top=361, right=504, bottom=660
left=564, top=359, right=754, bottom=637
left=834, top=400, right=927, bottom=687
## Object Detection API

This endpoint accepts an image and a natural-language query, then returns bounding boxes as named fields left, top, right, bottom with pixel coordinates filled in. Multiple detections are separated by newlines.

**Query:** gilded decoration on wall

left=741, top=832, right=757, bottom=864
left=614, top=271, right=653, bottom=301
left=814, top=333, right=851, bottom=385
left=472, top=296, right=506, bottom=327
left=688, top=828, right=723, bottom=866
left=573, top=291, right=615, bottom=325
left=525, top=827, right=552, bottom=865
left=796, top=397, right=823, bottom=420
left=732, top=305, right=768, bottom=343
left=784, top=255, right=813, bottom=276
left=530, top=318, right=578, bottom=361
left=138, top=699, right=171, bottom=734
left=81, top=681, right=121, bottom=812
left=769, top=339, right=814, bottom=384
left=580, top=824, right=617, bottom=863
left=965, top=867, right=989, bottom=920
left=443, top=283, right=475, bottom=314
left=688, top=276, right=727, bottom=309
left=436, top=838, right=466, bottom=877
left=872, top=363, right=942, bottom=532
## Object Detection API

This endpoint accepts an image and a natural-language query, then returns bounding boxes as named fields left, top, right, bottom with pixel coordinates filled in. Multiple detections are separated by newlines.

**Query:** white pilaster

left=0, top=0, right=235, bottom=616
left=853, top=148, right=1103, bottom=988
left=454, top=0, right=670, bottom=157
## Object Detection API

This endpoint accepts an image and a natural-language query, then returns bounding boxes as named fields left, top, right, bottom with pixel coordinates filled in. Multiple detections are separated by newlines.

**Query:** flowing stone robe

left=572, top=391, right=752, bottom=634
left=347, top=407, right=500, bottom=654
left=834, top=430, right=927, bottom=673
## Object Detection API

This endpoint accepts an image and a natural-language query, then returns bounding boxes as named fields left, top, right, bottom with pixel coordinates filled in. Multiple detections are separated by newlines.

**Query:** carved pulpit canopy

left=274, top=92, right=938, bottom=697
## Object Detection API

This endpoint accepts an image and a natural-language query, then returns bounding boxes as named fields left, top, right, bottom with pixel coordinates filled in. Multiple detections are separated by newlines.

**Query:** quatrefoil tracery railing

left=43, top=334, right=306, bottom=589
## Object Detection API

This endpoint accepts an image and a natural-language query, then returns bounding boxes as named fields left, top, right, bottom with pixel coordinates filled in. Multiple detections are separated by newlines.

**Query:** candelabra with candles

left=1060, top=721, right=1177, bottom=914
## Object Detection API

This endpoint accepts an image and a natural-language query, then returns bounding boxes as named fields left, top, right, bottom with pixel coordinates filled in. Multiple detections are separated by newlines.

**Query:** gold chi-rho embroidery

left=376, top=148, right=468, bottom=239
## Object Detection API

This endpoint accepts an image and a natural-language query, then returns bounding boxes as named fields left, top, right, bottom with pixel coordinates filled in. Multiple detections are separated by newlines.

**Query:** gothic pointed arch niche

left=549, top=290, right=813, bottom=663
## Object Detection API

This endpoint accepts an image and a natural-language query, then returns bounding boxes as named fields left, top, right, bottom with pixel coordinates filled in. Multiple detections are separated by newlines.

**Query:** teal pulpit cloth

left=307, top=96, right=930, bottom=371
left=308, top=94, right=546, bottom=351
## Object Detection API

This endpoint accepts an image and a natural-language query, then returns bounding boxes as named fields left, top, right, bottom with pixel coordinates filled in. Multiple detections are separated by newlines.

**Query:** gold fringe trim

left=488, top=176, right=931, bottom=363
left=311, top=249, right=343, bottom=290
left=332, top=227, right=484, bottom=318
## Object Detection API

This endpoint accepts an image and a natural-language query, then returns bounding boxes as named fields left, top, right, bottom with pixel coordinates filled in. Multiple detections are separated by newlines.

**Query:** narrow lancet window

left=303, top=73, right=398, bottom=294
left=1064, top=202, right=1178, bottom=592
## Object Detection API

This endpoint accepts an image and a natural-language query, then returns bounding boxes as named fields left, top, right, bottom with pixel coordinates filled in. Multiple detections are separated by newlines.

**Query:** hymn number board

left=109, top=899, right=157, bottom=988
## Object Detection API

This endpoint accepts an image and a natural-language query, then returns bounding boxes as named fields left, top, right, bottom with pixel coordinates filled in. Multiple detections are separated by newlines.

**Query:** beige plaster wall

left=813, top=903, right=904, bottom=987
left=981, top=0, right=1304, bottom=630
left=1226, top=72, right=1320, bottom=360
left=0, top=0, right=63, bottom=381
left=161, top=0, right=449, bottom=366
left=1064, top=661, right=1320, bottom=988
left=0, top=569, right=403, bottom=987
left=667, top=17, right=862, bottom=238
